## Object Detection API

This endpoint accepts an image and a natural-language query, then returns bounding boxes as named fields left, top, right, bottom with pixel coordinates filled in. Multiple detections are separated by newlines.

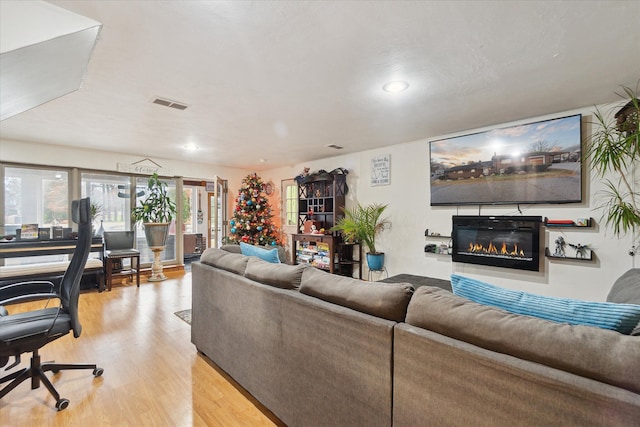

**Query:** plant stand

left=148, top=246, right=167, bottom=281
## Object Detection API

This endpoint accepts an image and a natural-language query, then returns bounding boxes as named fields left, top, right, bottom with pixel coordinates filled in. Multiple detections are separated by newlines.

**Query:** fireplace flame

left=467, top=241, right=526, bottom=258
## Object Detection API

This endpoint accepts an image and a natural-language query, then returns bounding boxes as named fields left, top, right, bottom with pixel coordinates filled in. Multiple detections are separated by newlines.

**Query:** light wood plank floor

left=0, top=273, right=285, bottom=427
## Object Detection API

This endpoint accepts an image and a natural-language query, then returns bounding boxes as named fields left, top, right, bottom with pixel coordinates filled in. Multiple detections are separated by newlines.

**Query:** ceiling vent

left=152, top=97, right=188, bottom=110
left=326, top=144, right=344, bottom=149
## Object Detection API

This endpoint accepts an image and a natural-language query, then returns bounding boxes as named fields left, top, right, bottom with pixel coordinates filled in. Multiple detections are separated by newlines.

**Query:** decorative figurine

left=568, top=243, right=591, bottom=259
left=295, top=167, right=311, bottom=184
left=553, top=236, right=566, bottom=257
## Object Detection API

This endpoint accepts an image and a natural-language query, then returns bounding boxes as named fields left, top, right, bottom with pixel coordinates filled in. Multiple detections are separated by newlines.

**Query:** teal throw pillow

left=451, top=274, right=640, bottom=335
left=239, top=242, right=281, bottom=264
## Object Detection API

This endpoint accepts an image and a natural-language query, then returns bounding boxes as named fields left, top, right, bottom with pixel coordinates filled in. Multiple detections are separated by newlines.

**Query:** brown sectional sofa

left=191, top=247, right=640, bottom=426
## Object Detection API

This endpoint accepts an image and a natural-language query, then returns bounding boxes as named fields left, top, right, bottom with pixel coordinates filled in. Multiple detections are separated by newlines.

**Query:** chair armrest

left=0, top=281, right=55, bottom=304
left=0, top=292, right=61, bottom=306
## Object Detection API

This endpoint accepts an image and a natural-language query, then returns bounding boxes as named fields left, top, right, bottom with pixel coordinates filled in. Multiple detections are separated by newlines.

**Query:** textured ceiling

left=1, top=1, right=639, bottom=171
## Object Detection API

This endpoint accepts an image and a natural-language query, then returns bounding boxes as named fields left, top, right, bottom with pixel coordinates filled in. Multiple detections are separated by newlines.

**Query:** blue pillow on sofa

left=451, top=274, right=640, bottom=335
left=239, top=242, right=281, bottom=264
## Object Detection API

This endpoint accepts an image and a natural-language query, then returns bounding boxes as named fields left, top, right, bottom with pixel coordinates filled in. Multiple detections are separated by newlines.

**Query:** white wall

left=261, top=105, right=638, bottom=302
left=2, top=103, right=637, bottom=301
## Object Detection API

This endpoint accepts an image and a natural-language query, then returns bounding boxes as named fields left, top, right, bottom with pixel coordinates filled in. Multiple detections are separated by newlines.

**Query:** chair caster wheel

left=56, top=398, right=70, bottom=411
left=93, top=367, right=104, bottom=377
left=52, top=369, right=60, bottom=374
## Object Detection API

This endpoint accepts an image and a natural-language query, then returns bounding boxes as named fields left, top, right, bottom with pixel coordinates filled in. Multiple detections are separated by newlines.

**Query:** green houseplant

left=586, top=85, right=640, bottom=238
left=89, top=201, right=103, bottom=236
left=331, top=203, right=390, bottom=270
left=131, top=173, right=177, bottom=281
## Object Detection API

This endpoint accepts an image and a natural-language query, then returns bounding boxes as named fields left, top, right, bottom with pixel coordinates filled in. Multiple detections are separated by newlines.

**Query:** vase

left=96, top=220, right=104, bottom=237
left=366, top=252, right=385, bottom=271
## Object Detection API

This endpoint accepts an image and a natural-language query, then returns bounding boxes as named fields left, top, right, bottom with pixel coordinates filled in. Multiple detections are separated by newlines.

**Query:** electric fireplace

left=452, top=216, right=542, bottom=271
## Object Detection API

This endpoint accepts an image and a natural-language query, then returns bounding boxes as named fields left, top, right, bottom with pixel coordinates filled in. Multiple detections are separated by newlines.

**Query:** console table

left=0, top=238, right=105, bottom=292
left=0, top=238, right=104, bottom=259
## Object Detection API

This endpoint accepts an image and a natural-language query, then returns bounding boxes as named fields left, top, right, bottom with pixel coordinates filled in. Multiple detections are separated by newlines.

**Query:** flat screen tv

left=429, top=114, right=582, bottom=206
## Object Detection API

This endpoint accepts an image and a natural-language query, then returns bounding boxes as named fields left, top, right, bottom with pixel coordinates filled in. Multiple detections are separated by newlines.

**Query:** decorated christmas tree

left=227, top=173, right=281, bottom=246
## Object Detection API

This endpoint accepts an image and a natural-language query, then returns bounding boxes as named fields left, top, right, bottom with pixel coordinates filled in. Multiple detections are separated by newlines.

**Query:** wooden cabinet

left=336, top=242, right=362, bottom=279
left=296, top=172, right=347, bottom=232
left=292, top=234, right=362, bottom=279
left=292, top=233, right=335, bottom=271
left=292, top=171, right=361, bottom=277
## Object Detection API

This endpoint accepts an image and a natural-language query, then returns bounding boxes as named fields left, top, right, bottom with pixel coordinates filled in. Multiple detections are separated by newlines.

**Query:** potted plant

left=131, top=173, right=177, bottom=281
left=90, top=201, right=103, bottom=237
left=331, top=203, right=390, bottom=270
left=586, top=85, right=640, bottom=238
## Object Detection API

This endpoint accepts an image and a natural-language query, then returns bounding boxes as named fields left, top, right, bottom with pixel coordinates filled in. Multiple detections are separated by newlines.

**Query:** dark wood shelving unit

left=292, top=172, right=361, bottom=277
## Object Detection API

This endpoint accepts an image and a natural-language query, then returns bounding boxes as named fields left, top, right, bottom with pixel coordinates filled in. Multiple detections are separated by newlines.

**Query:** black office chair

left=103, top=231, right=140, bottom=291
left=0, top=198, right=103, bottom=410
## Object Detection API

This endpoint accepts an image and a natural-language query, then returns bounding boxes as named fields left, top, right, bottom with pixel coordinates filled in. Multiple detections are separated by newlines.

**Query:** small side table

left=105, top=250, right=140, bottom=291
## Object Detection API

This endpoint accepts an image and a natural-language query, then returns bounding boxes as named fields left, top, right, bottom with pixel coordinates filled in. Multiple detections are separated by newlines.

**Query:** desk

left=0, top=238, right=104, bottom=259
left=0, top=238, right=105, bottom=291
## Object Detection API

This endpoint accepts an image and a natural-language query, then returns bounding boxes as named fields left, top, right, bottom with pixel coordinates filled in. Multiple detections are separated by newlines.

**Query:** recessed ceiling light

left=183, top=143, right=199, bottom=151
left=382, top=80, right=409, bottom=93
left=259, top=158, right=267, bottom=163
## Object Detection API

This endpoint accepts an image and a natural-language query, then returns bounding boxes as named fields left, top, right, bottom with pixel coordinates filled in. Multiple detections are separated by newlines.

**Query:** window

left=81, top=172, right=132, bottom=232
left=282, top=179, right=298, bottom=227
left=134, top=176, right=177, bottom=264
left=3, top=166, right=69, bottom=265
left=183, top=187, right=194, bottom=234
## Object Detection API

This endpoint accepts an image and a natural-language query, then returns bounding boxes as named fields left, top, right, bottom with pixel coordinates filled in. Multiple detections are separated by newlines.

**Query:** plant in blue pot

left=331, top=203, right=390, bottom=271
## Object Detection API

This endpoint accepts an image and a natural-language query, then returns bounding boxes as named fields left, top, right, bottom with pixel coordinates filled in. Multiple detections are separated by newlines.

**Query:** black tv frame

left=429, top=114, right=582, bottom=206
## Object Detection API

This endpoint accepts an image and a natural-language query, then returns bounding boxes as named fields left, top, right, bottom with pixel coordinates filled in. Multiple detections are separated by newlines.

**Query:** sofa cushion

left=607, top=268, right=640, bottom=305
left=220, top=243, right=243, bottom=254
left=223, top=243, right=288, bottom=264
left=244, top=257, right=307, bottom=290
left=239, top=242, right=281, bottom=263
left=451, top=274, right=640, bottom=335
left=405, top=285, right=640, bottom=394
left=199, top=248, right=249, bottom=275
left=299, top=267, right=414, bottom=322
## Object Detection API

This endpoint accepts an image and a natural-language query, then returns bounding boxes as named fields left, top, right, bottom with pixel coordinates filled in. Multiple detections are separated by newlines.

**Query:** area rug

left=174, top=309, right=192, bottom=325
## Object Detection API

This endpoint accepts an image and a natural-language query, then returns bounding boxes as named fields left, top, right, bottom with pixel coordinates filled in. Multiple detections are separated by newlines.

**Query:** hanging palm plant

left=586, top=85, right=640, bottom=237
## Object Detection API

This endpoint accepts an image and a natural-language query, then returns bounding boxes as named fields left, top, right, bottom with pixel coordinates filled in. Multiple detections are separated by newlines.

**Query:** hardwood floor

left=0, top=273, right=285, bottom=426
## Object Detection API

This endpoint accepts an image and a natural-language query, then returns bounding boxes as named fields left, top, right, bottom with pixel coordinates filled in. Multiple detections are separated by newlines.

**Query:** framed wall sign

left=371, top=155, right=391, bottom=186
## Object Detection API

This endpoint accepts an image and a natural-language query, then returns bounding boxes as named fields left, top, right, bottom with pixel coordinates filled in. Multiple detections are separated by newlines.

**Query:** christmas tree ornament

left=226, top=172, right=281, bottom=246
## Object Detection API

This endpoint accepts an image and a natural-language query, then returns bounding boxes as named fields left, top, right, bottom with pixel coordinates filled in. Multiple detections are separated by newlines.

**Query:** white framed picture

left=371, top=155, right=390, bottom=186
